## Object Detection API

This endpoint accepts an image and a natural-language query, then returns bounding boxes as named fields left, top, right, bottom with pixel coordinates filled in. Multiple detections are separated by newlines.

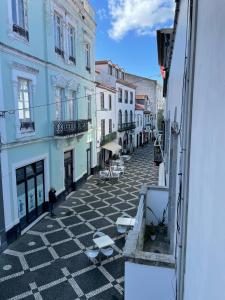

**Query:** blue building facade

left=0, top=0, right=97, bottom=248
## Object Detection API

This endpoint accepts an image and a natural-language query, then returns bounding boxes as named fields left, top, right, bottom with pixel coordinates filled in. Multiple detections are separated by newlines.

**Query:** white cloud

left=108, top=0, right=175, bottom=40
left=97, top=8, right=107, bottom=20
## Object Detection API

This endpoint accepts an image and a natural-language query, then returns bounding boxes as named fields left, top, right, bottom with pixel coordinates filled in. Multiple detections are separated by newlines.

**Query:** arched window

left=125, top=110, right=128, bottom=123
left=118, top=110, right=122, bottom=125
left=130, top=110, right=133, bottom=122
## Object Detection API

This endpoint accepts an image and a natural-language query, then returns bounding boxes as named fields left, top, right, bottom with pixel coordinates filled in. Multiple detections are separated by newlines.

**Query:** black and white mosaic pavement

left=0, top=143, right=158, bottom=300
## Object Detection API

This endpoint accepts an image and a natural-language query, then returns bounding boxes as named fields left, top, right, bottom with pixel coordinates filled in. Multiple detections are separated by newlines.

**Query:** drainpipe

left=0, top=135, right=7, bottom=252
left=178, top=0, right=198, bottom=299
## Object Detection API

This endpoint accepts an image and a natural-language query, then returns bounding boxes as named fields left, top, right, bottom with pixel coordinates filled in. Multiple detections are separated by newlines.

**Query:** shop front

left=16, top=160, right=46, bottom=230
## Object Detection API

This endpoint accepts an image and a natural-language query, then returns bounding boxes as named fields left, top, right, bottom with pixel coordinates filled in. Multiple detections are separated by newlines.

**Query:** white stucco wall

left=165, top=0, right=225, bottom=299
left=182, top=1, right=225, bottom=299
left=96, top=86, right=116, bottom=151
left=125, top=262, right=175, bottom=300
left=146, top=188, right=169, bottom=226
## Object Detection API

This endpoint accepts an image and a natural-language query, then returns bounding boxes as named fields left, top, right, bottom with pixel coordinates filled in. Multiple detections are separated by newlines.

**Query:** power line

left=0, top=73, right=162, bottom=117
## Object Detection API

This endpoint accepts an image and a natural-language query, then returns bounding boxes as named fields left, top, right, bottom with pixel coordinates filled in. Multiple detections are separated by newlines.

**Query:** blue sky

left=89, top=0, right=174, bottom=80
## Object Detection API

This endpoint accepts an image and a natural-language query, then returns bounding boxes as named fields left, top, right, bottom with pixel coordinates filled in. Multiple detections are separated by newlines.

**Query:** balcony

left=118, top=122, right=136, bottom=132
left=123, top=185, right=175, bottom=300
left=100, top=131, right=117, bottom=146
left=54, top=120, right=88, bottom=137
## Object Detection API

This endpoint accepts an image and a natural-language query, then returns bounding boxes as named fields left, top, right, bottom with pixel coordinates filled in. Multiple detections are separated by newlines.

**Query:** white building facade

left=95, top=61, right=136, bottom=156
left=95, top=75, right=117, bottom=166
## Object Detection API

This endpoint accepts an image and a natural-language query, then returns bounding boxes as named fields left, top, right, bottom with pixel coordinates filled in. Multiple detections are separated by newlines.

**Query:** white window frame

left=68, top=24, right=75, bottom=61
left=54, top=11, right=64, bottom=53
left=100, top=92, right=104, bottom=110
left=12, top=68, right=36, bottom=138
left=55, top=87, right=64, bottom=121
left=85, top=43, right=91, bottom=71
left=18, top=78, right=31, bottom=121
left=8, top=0, right=29, bottom=42
left=109, top=94, right=112, bottom=110
left=87, top=94, right=92, bottom=121
left=67, top=90, right=76, bottom=121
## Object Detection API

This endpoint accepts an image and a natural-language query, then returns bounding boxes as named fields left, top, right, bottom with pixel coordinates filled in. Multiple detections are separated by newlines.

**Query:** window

left=130, top=111, right=133, bottom=123
left=55, top=87, right=64, bottom=120
left=125, top=90, right=128, bottom=103
left=87, top=94, right=91, bottom=121
left=122, top=72, right=125, bottom=80
left=54, top=12, right=64, bottom=56
left=85, top=43, right=91, bottom=71
left=100, top=93, right=104, bottom=110
left=68, top=25, right=75, bottom=63
left=130, top=92, right=133, bottom=104
left=118, top=110, right=122, bottom=125
left=67, top=90, right=76, bottom=120
left=109, top=65, right=113, bottom=75
left=109, top=95, right=112, bottom=110
left=101, top=119, right=105, bottom=137
left=109, top=119, right=112, bottom=133
left=18, top=78, right=31, bottom=121
left=12, top=0, right=28, bottom=40
left=118, top=88, right=122, bottom=102
left=115, top=69, right=119, bottom=79
left=125, top=110, right=128, bottom=123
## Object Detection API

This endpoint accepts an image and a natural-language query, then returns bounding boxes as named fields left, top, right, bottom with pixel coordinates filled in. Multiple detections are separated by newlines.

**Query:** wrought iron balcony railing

left=54, top=120, right=88, bottom=136
left=118, top=122, right=136, bottom=132
left=13, top=24, right=29, bottom=40
left=100, top=131, right=117, bottom=146
left=20, top=121, right=35, bottom=131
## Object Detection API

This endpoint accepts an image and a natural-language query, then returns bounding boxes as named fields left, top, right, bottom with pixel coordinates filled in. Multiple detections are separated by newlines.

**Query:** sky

left=89, top=0, right=175, bottom=81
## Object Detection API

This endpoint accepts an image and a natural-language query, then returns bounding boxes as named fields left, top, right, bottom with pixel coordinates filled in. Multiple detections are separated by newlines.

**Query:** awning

left=102, top=142, right=122, bottom=154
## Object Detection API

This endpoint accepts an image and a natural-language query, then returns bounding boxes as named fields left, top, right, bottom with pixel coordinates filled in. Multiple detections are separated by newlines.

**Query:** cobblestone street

left=0, top=143, right=158, bottom=300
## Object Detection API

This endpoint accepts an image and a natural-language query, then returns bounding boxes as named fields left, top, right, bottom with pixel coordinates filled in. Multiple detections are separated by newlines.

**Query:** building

left=0, top=0, right=96, bottom=248
left=95, top=71, right=118, bottom=167
left=126, top=73, right=163, bottom=129
left=135, top=103, right=144, bottom=148
left=96, top=60, right=136, bottom=154
left=123, top=0, right=225, bottom=299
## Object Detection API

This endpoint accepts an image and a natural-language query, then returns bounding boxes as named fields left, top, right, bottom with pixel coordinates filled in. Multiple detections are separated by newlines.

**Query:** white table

left=116, top=217, right=136, bottom=227
left=93, top=235, right=115, bottom=249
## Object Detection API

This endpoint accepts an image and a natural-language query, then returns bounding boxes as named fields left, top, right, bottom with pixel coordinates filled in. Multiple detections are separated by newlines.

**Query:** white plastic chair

left=117, top=225, right=127, bottom=234
left=85, top=249, right=99, bottom=262
left=93, top=231, right=105, bottom=239
left=101, top=247, right=113, bottom=258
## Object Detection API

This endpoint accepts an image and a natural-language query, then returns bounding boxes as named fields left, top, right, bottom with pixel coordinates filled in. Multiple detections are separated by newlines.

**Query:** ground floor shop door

left=16, top=160, right=45, bottom=230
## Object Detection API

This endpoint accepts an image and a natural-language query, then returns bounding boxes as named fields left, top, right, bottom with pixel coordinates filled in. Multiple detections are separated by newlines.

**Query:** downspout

left=178, top=0, right=198, bottom=299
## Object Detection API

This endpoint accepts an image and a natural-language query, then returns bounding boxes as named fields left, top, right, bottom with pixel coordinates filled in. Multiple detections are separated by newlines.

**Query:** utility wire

left=0, top=73, right=162, bottom=117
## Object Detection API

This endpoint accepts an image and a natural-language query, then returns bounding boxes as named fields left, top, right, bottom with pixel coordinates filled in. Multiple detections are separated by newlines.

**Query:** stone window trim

left=8, top=0, right=29, bottom=43
left=52, top=3, right=79, bottom=66
left=51, top=74, right=80, bottom=122
left=85, top=42, right=91, bottom=73
left=12, top=66, right=37, bottom=139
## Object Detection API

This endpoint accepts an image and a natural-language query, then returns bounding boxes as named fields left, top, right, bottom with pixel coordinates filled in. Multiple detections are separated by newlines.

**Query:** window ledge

left=8, top=30, right=29, bottom=44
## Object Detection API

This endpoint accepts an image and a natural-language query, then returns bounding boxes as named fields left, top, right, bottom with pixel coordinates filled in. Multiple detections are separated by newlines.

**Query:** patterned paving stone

left=75, top=268, right=110, bottom=295
left=0, top=143, right=158, bottom=300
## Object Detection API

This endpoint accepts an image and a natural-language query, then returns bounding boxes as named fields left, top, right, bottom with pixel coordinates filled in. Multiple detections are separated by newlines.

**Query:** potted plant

left=149, top=222, right=157, bottom=241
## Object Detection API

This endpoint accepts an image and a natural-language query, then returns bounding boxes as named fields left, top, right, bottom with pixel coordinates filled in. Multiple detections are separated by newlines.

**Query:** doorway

left=64, top=150, right=74, bottom=193
left=16, top=160, right=45, bottom=230
left=87, top=143, right=92, bottom=176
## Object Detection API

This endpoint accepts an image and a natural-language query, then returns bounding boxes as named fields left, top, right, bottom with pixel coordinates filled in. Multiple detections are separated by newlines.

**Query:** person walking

left=49, top=187, right=57, bottom=217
